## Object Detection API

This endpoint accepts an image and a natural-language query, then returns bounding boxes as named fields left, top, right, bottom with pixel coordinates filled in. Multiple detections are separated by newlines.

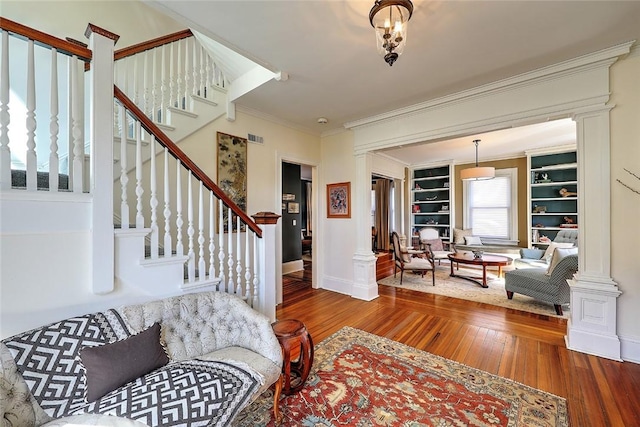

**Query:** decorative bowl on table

left=472, top=250, right=484, bottom=259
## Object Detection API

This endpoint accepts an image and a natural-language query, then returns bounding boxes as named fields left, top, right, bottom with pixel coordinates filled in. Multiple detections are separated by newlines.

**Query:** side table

left=272, top=319, right=314, bottom=395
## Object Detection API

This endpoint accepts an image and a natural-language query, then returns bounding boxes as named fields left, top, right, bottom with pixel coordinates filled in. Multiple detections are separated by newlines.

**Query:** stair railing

left=0, top=17, right=90, bottom=193
left=112, top=30, right=226, bottom=129
left=114, top=86, right=264, bottom=309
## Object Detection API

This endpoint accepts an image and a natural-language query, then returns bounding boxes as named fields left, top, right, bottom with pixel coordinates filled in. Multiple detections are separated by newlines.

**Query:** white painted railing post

left=251, top=212, right=280, bottom=322
left=86, top=24, right=119, bottom=294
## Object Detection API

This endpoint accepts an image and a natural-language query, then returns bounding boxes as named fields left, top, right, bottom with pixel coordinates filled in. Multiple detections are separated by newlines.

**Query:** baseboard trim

left=282, top=260, right=303, bottom=275
left=321, top=275, right=352, bottom=296
left=620, top=334, right=640, bottom=364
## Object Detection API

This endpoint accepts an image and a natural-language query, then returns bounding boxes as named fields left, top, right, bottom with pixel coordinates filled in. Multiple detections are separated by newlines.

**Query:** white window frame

left=463, top=168, right=518, bottom=245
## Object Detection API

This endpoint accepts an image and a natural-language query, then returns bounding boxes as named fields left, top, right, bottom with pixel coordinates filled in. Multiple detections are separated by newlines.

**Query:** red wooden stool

left=272, top=319, right=314, bottom=395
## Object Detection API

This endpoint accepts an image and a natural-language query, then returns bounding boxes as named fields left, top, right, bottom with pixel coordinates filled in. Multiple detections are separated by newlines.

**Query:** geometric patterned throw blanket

left=73, top=359, right=260, bottom=427
left=2, top=310, right=130, bottom=418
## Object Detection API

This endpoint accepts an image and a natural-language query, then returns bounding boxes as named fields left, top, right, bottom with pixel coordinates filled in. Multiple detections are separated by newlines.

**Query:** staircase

left=0, top=18, right=279, bottom=332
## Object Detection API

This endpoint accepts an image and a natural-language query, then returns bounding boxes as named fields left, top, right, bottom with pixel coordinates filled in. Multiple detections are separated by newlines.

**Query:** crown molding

left=235, top=105, right=319, bottom=137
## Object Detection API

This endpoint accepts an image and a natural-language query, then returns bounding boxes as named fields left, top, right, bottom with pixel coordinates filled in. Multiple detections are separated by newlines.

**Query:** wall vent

left=248, top=133, right=264, bottom=144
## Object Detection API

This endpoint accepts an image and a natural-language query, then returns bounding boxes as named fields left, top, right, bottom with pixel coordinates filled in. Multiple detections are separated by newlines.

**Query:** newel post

left=252, top=212, right=281, bottom=322
left=86, top=24, right=119, bottom=294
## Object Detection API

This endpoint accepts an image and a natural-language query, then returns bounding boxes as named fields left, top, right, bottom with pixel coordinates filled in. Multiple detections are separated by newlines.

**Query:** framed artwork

left=283, top=193, right=296, bottom=201
left=217, top=132, right=247, bottom=232
left=327, top=182, right=351, bottom=218
left=287, top=202, right=300, bottom=214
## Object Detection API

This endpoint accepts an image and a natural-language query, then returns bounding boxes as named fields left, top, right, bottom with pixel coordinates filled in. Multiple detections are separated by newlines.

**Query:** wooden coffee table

left=448, top=252, right=512, bottom=288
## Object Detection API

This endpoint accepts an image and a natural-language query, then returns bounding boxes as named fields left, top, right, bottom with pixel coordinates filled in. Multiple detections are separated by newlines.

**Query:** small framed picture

left=327, top=182, right=351, bottom=218
left=287, top=202, right=300, bottom=214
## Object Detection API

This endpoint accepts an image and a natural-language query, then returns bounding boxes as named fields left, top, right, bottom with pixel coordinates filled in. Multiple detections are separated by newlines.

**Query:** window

left=463, top=168, right=518, bottom=243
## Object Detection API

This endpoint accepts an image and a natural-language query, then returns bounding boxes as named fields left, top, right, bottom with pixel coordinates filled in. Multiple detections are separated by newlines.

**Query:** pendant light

left=369, top=0, right=414, bottom=66
left=461, top=139, right=495, bottom=180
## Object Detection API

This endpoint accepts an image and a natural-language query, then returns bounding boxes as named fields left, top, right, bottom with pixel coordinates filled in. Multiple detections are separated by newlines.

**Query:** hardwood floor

left=280, top=262, right=640, bottom=427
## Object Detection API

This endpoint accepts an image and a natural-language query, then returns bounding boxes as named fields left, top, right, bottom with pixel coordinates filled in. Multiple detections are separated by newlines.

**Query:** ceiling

left=149, top=1, right=640, bottom=164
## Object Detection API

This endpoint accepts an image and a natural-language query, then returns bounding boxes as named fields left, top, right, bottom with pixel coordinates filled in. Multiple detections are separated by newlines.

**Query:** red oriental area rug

left=234, top=326, right=569, bottom=426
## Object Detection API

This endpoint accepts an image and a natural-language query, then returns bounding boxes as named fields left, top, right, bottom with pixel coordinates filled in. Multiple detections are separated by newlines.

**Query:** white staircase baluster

left=163, top=147, right=172, bottom=255
left=135, top=122, right=144, bottom=227
left=143, top=50, right=151, bottom=120
left=0, top=30, right=10, bottom=190
left=192, top=38, right=198, bottom=96
left=119, top=104, right=129, bottom=228
left=199, top=44, right=205, bottom=98
left=132, top=56, right=139, bottom=108
left=149, top=137, right=159, bottom=259
left=198, top=181, right=205, bottom=280
left=176, top=39, right=184, bottom=110
left=49, top=48, right=59, bottom=192
left=252, top=233, right=259, bottom=308
left=218, top=199, right=226, bottom=290
left=175, top=161, right=184, bottom=256
left=245, top=229, right=251, bottom=302
left=184, top=38, right=193, bottom=105
left=71, top=55, right=84, bottom=193
left=169, top=42, right=175, bottom=109
left=26, top=39, right=37, bottom=191
left=208, top=191, right=216, bottom=284
left=113, top=97, right=120, bottom=143
left=152, top=49, right=159, bottom=122
left=236, top=216, right=242, bottom=297
left=187, top=174, right=195, bottom=282
left=227, top=207, right=234, bottom=294
left=160, top=44, right=167, bottom=124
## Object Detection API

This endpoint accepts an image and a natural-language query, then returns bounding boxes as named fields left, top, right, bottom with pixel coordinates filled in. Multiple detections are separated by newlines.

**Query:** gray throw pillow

left=80, top=322, right=169, bottom=402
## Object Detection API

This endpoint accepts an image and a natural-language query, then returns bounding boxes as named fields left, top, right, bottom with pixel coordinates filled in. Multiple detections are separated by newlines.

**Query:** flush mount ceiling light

left=369, top=0, right=414, bottom=66
left=461, top=139, right=495, bottom=181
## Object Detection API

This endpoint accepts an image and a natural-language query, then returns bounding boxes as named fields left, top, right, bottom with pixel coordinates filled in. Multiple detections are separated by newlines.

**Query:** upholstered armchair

left=418, top=227, right=454, bottom=265
left=391, top=231, right=435, bottom=285
left=505, top=252, right=578, bottom=315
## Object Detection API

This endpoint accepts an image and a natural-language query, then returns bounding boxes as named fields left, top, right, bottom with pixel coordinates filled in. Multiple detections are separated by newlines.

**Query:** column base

left=352, top=252, right=378, bottom=301
left=565, top=278, right=622, bottom=361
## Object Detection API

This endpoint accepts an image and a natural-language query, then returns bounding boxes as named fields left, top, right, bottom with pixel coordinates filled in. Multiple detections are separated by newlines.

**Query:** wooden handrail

left=113, top=85, right=262, bottom=238
left=0, top=17, right=92, bottom=62
left=114, top=29, right=193, bottom=61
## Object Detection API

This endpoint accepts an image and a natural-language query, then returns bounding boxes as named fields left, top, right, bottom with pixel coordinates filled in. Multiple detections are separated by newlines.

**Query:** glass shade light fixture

left=369, top=0, right=414, bottom=66
left=460, top=139, right=495, bottom=180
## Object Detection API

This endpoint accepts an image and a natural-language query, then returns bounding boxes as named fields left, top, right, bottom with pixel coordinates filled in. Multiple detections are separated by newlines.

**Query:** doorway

left=280, top=161, right=316, bottom=298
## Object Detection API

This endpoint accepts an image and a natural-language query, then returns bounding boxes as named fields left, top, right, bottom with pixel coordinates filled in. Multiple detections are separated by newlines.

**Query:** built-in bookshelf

left=528, top=148, right=578, bottom=247
left=410, top=163, right=453, bottom=241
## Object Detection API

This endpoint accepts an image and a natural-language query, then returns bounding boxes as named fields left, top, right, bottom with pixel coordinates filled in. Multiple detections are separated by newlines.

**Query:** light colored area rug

left=379, top=263, right=569, bottom=318
left=233, top=326, right=569, bottom=426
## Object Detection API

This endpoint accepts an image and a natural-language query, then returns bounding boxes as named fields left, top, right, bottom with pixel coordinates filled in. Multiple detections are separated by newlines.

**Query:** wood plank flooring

left=280, top=262, right=640, bottom=427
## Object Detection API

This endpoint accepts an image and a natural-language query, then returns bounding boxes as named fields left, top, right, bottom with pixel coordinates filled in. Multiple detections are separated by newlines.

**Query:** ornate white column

left=566, top=106, right=622, bottom=361
left=352, top=152, right=378, bottom=301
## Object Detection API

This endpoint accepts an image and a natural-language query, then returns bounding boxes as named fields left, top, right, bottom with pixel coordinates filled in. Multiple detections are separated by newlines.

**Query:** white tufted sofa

left=1, top=291, right=283, bottom=426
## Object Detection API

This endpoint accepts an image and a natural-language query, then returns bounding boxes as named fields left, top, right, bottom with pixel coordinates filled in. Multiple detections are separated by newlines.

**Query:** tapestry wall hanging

left=217, top=132, right=247, bottom=232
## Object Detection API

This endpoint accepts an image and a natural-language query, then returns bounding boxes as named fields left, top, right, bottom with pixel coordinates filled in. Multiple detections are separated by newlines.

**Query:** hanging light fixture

left=461, top=139, right=495, bottom=180
left=369, top=0, right=414, bottom=66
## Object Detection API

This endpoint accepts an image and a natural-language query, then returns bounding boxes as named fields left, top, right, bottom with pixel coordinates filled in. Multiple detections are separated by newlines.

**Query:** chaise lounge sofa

left=1, top=291, right=283, bottom=426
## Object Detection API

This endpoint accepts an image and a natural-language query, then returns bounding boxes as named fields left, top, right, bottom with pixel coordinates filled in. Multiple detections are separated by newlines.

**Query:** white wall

left=609, top=51, right=640, bottom=360
left=318, top=131, right=356, bottom=294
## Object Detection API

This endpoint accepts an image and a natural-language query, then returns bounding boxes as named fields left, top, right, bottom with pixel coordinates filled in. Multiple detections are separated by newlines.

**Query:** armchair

left=505, top=252, right=578, bottom=315
left=391, top=232, right=435, bottom=285
left=418, top=227, right=454, bottom=265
